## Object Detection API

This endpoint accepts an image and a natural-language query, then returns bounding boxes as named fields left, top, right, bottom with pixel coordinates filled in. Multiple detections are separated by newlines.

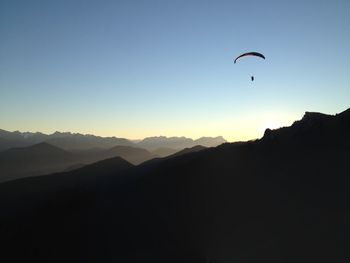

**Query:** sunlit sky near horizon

left=1, top=0, right=350, bottom=141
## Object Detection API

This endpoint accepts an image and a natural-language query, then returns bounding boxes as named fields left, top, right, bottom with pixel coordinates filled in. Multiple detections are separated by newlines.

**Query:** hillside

left=1, top=108, right=350, bottom=262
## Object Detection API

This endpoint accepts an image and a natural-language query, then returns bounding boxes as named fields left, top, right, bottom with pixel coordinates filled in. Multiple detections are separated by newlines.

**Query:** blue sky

left=1, top=0, right=350, bottom=141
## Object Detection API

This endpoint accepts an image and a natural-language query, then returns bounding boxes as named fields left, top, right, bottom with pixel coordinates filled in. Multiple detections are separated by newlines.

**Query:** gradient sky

left=1, top=0, right=350, bottom=141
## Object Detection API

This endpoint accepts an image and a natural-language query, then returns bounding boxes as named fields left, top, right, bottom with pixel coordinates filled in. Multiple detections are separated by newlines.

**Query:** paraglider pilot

left=234, top=52, right=265, bottom=82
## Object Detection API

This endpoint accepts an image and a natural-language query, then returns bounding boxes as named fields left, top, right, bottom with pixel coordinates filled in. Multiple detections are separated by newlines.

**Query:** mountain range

left=0, top=129, right=226, bottom=152
left=0, top=131, right=224, bottom=182
left=0, top=143, right=156, bottom=182
left=1, top=108, right=350, bottom=262
left=0, top=141, right=210, bottom=183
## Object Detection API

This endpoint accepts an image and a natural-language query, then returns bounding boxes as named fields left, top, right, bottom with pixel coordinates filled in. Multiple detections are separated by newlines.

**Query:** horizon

left=2, top=105, right=349, bottom=142
left=1, top=0, right=350, bottom=141
left=0, top=127, right=227, bottom=142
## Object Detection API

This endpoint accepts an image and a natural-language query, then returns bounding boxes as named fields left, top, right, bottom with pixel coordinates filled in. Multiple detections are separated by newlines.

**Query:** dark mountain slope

left=169, top=145, right=207, bottom=158
left=0, top=157, right=135, bottom=262
left=122, top=108, right=350, bottom=262
left=1, top=108, right=350, bottom=262
left=0, top=156, right=133, bottom=207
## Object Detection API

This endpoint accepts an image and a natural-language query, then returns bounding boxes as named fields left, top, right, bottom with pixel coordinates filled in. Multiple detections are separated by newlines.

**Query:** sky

left=1, top=0, right=350, bottom=141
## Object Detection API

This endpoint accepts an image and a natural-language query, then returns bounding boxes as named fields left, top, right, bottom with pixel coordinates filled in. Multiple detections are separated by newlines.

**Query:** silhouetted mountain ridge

left=262, top=107, right=350, bottom=148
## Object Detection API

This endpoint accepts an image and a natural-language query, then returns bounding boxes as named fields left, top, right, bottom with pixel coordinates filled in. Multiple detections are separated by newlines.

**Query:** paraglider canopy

left=234, top=52, right=265, bottom=82
left=234, top=52, right=265, bottom=64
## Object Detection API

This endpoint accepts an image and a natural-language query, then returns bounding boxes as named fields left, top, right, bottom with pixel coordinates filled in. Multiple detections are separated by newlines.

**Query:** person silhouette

left=251, top=76, right=254, bottom=81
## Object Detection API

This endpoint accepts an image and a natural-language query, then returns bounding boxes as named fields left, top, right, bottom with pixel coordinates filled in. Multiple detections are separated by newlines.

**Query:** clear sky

left=1, top=0, right=350, bottom=141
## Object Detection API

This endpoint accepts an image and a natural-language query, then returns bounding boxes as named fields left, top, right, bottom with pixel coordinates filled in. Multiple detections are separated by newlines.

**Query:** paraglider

left=234, top=52, right=265, bottom=64
left=234, top=52, right=265, bottom=81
